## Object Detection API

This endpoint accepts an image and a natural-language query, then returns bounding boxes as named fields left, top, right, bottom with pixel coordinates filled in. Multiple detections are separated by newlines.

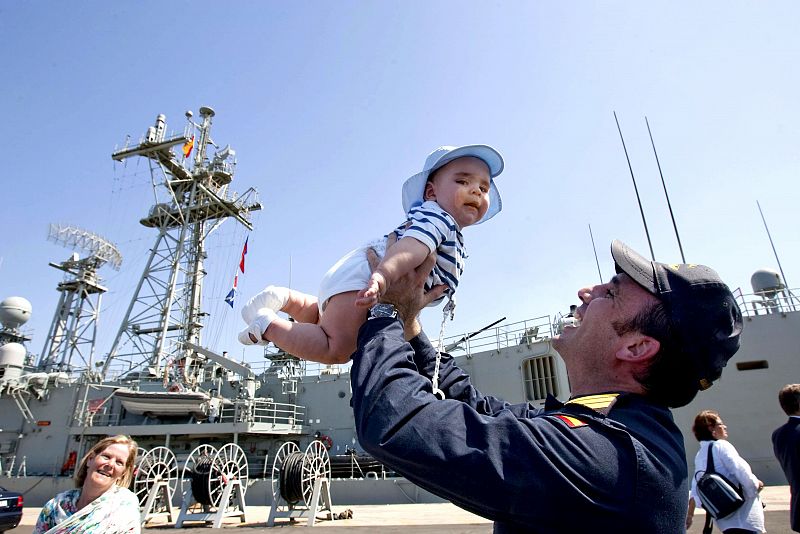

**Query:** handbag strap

left=703, top=512, right=713, bottom=534
left=705, top=441, right=717, bottom=474
left=702, top=441, right=717, bottom=533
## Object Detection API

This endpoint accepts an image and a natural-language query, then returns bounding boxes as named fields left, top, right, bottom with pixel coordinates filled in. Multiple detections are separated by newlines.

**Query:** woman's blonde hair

left=74, top=435, right=138, bottom=488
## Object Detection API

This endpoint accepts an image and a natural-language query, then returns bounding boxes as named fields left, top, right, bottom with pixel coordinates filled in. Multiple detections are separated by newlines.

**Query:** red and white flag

left=239, top=237, right=248, bottom=273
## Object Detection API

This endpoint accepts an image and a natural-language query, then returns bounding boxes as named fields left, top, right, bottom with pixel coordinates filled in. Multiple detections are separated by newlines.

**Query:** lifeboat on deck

left=115, top=388, right=210, bottom=419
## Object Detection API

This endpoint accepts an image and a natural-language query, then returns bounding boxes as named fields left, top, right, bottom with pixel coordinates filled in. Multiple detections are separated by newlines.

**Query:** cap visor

left=611, top=240, right=657, bottom=294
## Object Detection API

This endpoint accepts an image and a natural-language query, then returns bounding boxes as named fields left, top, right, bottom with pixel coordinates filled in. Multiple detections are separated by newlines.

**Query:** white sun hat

left=401, top=145, right=504, bottom=225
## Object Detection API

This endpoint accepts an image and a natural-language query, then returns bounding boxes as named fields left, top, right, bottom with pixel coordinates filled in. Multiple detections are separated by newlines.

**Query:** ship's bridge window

left=523, top=355, right=559, bottom=401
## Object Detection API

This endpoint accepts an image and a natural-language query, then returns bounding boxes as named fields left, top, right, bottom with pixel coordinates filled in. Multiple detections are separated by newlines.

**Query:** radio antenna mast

left=645, top=117, right=685, bottom=263
left=588, top=224, right=603, bottom=283
left=614, top=112, right=655, bottom=261
left=757, top=200, right=791, bottom=290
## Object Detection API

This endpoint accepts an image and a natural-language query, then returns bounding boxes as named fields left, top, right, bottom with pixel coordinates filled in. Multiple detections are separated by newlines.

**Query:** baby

left=238, top=144, right=504, bottom=364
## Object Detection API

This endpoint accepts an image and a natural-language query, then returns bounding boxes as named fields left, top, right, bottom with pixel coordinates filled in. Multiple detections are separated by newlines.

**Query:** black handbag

left=695, top=441, right=745, bottom=533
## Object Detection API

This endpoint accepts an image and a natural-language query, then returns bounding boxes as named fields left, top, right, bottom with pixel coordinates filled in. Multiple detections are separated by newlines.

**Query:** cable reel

left=279, top=451, right=305, bottom=503
left=175, top=443, right=249, bottom=528
left=300, top=440, right=331, bottom=507
left=179, top=443, right=217, bottom=508
left=189, top=452, right=215, bottom=506
left=268, top=440, right=333, bottom=526
left=270, top=441, right=300, bottom=505
left=207, top=443, right=249, bottom=508
left=134, top=446, right=177, bottom=525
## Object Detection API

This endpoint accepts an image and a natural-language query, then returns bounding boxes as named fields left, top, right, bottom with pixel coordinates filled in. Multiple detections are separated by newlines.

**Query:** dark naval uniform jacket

left=351, top=318, right=688, bottom=534
left=773, top=416, right=800, bottom=532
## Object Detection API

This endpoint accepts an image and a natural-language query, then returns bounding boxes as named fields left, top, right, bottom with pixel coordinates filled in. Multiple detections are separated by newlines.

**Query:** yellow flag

left=182, top=135, right=195, bottom=159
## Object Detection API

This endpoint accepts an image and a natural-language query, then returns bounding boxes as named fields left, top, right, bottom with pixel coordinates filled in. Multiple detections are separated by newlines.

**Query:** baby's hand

left=356, top=272, right=386, bottom=307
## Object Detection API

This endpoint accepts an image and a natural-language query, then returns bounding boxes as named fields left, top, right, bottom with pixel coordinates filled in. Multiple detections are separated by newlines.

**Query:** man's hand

left=366, top=234, right=446, bottom=338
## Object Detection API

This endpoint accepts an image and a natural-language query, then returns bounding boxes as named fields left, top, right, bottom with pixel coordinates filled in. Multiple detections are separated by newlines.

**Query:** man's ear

left=615, top=334, right=660, bottom=363
left=424, top=181, right=436, bottom=201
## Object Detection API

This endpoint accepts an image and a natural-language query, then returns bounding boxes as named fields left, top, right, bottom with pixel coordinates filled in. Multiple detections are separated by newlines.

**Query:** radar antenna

left=48, top=224, right=123, bottom=270
left=39, top=224, right=123, bottom=373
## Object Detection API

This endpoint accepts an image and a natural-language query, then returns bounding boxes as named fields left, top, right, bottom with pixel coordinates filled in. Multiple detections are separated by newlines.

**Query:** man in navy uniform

left=773, top=383, right=800, bottom=532
left=351, top=240, right=742, bottom=533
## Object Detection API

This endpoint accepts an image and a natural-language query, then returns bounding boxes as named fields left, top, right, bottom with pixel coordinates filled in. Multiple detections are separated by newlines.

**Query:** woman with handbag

left=687, top=410, right=765, bottom=533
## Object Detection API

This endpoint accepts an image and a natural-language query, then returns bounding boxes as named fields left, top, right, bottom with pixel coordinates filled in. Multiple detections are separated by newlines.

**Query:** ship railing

left=329, top=449, right=392, bottom=479
left=209, top=158, right=234, bottom=176
left=247, top=316, right=555, bottom=376
left=250, top=351, right=347, bottom=379
left=734, top=287, right=800, bottom=317
left=82, top=411, right=120, bottom=426
left=438, top=315, right=554, bottom=356
left=218, top=398, right=305, bottom=428
left=72, top=400, right=121, bottom=427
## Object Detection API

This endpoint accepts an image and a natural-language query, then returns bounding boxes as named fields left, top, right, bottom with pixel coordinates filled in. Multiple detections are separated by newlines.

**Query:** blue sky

left=2, top=2, right=799, bottom=364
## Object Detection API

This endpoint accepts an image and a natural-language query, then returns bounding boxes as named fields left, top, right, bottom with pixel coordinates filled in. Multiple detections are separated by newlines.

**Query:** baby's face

left=424, top=157, right=491, bottom=227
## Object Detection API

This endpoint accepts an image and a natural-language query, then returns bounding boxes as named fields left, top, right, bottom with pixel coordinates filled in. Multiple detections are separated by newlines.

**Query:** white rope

left=431, top=297, right=455, bottom=400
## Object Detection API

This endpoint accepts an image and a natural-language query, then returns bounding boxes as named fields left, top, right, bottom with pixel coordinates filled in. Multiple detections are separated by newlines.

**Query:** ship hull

left=0, top=299, right=796, bottom=504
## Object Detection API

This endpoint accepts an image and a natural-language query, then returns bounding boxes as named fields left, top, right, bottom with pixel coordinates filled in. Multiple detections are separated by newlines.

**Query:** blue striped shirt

left=393, top=201, right=466, bottom=306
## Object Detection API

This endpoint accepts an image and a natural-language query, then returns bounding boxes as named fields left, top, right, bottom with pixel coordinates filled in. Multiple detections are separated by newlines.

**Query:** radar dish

left=48, top=224, right=123, bottom=270
left=0, top=296, right=32, bottom=329
left=751, top=268, right=785, bottom=296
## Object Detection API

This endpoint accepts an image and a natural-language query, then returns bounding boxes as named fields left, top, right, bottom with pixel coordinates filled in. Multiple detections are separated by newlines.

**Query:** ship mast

left=39, top=224, right=122, bottom=373
left=101, top=107, right=261, bottom=380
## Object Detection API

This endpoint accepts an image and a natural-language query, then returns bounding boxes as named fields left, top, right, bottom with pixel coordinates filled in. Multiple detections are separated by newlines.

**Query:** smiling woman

left=33, top=435, right=140, bottom=534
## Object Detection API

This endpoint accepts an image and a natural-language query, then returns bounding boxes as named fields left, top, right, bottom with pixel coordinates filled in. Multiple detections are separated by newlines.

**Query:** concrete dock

left=6, top=485, right=794, bottom=533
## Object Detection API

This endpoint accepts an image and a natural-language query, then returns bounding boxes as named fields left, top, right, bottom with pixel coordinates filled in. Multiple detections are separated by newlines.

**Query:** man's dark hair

left=778, top=384, right=800, bottom=416
left=692, top=410, right=720, bottom=441
left=613, top=301, right=699, bottom=408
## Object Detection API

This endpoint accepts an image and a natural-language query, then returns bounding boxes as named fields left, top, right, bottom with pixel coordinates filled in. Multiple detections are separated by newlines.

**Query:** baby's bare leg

left=264, top=291, right=365, bottom=364
left=242, top=286, right=320, bottom=325
left=281, top=290, right=321, bottom=324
